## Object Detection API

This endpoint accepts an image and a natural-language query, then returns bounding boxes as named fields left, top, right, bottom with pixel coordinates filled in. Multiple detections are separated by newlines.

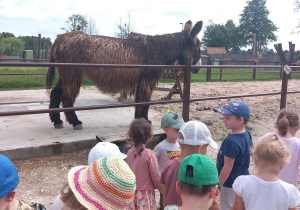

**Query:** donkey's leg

left=61, top=76, right=83, bottom=130
left=49, top=78, right=64, bottom=128
left=134, top=78, right=157, bottom=123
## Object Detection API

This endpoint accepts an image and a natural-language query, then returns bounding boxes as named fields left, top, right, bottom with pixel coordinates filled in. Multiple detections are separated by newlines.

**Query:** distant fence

left=0, top=59, right=299, bottom=121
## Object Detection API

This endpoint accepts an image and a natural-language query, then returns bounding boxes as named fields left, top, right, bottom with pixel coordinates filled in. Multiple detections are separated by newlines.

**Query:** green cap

left=161, top=109, right=185, bottom=129
left=178, top=153, right=220, bottom=189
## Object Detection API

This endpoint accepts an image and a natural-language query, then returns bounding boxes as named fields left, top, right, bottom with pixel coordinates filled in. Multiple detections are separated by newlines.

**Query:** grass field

left=0, top=66, right=299, bottom=91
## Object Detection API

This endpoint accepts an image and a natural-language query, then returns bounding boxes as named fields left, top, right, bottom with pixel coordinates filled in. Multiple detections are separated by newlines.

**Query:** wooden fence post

left=206, top=59, right=212, bottom=82
left=182, top=58, right=192, bottom=122
left=274, top=43, right=289, bottom=109
left=253, top=61, right=256, bottom=80
left=220, top=60, right=223, bottom=80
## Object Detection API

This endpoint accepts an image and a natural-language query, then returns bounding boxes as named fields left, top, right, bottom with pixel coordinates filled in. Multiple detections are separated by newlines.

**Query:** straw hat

left=68, top=156, right=136, bottom=210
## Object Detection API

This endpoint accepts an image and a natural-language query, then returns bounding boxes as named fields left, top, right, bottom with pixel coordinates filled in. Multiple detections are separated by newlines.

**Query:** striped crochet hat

left=68, top=156, right=136, bottom=210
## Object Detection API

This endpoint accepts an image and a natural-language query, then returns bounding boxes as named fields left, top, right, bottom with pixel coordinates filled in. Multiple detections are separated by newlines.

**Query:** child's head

left=88, top=142, right=127, bottom=165
left=213, top=100, right=250, bottom=125
left=254, top=133, right=291, bottom=174
left=128, top=118, right=153, bottom=157
left=177, top=154, right=219, bottom=207
left=275, top=109, right=299, bottom=136
left=177, top=121, right=218, bottom=155
left=0, top=155, right=19, bottom=198
left=161, top=109, right=185, bottom=139
left=65, top=156, right=136, bottom=210
left=0, top=155, right=19, bottom=208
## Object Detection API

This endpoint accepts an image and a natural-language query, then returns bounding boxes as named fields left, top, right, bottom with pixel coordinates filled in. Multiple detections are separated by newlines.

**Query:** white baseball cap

left=177, top=121, right=218, bottom=150
left=88, top=142, right=127, bottom=165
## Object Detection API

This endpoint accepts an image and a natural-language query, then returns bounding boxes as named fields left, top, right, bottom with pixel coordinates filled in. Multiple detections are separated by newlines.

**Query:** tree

left=18, top=36, right=52, bottom=50
left=1, top=37, right=24, bottom=55
left=115, top=13, right=135, bottom=38
left=239, top=0, right=278, bottom=52
left=84, top=16, right=99, bottom=35
left=61, top=14, right=88, bottom=32
left=201, top=20, right=243, bottom=53
left=2, top=32, right=15, bottom=38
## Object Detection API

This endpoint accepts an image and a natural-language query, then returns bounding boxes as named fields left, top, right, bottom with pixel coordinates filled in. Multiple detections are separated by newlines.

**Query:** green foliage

left=0, top=35, right=25, bottom=55
left=18, top=36, right=52, bottom=50
left=62, top=14, right=88, bottom=32
left=115, top=13, right=134, bottom=38
left=202, top=20, right=243, bottom=52
left=239, top=0, right=278, bottom=50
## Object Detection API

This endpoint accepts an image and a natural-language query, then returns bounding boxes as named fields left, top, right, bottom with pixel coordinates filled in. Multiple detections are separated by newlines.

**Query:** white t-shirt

left=233, top=175, right=300, bottom=210
left=153, top=140, right=181, bottom=173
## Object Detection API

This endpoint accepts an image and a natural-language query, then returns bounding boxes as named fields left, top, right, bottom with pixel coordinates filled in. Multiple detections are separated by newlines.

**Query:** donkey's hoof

left=54, top=123, right=64, bottom=129
left=73, top=124, right=83, bottom=130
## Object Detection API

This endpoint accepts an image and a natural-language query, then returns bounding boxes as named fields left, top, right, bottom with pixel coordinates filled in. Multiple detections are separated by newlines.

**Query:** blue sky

left=0, top=0, right=299, bottom=50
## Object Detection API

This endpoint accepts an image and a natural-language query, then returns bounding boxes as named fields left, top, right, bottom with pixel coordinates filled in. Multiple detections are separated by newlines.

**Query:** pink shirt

left=278, top=135, right=300, bottom=186
left=160, top=159, right=181, bottom=208
left=125, top=147, right=163, bottom=193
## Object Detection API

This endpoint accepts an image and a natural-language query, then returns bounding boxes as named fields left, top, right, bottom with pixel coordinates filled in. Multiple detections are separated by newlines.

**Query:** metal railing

left=0, top=60, right=298, bottom=121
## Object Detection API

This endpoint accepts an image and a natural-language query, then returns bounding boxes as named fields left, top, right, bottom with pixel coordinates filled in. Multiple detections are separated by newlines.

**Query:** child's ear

left=196, top=145, right=203, bottom=153
left=163, top=127, right=168, bottom=133
left=5, top=190, right=16, bottom=202
left=208, top=185, right=218, bottom=199
left=176, top=181, right=181, bottom=195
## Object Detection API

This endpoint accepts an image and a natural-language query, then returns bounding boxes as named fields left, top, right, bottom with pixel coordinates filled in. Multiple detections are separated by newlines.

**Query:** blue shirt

left=217, top=130, right=253, bottom=188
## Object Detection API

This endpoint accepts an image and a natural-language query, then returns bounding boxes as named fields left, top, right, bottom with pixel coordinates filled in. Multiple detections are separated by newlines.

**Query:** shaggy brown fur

left=46, top=20, right=203, bottom=129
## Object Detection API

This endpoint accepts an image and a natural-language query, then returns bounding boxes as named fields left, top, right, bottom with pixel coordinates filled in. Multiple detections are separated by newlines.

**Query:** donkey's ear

left=184, top=20, right=193, bottom=31
left=190, top=21, right=203, bottom=43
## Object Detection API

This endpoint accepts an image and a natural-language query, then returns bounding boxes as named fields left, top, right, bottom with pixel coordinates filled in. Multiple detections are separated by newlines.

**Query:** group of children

left=1, top=100, right=300, bottom=210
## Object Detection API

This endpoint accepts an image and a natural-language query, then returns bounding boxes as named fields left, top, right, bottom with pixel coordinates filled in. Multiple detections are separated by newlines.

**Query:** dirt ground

left=12, top=80, right=300, bottom=208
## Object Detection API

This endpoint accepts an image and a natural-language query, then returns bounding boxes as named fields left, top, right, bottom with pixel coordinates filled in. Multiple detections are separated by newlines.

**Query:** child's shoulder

left=162, top=159, right=180, bottom=172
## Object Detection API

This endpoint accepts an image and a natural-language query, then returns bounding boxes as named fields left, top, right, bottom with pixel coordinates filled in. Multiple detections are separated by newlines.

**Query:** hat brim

left=119, top=153, right=127, bottom=159
left=213, top=108, right=234, bottom=115
left=208, top=138, right=218, bottom=150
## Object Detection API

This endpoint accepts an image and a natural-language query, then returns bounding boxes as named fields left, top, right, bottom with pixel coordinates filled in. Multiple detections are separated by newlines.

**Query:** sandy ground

left=11, top=80, right=300, bottom=208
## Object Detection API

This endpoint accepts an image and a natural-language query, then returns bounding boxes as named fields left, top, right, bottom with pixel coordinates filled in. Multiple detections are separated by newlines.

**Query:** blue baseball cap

left=213, top=100, right=250, bottom=121
left=0, top=155, right=19, bottom=198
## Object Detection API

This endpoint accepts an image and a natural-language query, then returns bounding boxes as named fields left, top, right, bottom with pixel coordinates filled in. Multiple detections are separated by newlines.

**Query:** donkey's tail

left=46, top=52, right=56, bottom=91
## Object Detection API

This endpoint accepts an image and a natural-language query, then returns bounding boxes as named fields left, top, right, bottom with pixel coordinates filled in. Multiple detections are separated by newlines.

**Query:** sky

left=0, top=0, right=299, bottom=51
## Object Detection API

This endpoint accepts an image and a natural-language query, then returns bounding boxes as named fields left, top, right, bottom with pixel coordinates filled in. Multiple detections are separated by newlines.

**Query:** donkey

left=46, top=20, right=203, bottom=130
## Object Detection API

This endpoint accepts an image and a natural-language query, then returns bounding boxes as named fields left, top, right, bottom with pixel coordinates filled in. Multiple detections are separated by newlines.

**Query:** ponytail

left=276, top=109, right=299, bottom=136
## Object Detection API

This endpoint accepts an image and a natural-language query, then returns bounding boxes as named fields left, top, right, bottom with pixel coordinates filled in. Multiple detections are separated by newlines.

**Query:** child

left=50, top=156, right=136, bottom=210
left=125, top=118, right=163, bottom=210
left=0, top=154, right=46, bottom=210
left=160, top=120, right=219, bottom=209
left=154, top=109, right=185, bottom=173
left=231, top=133, right=300, bottom=210
left=88, top=141, right=127, bottom=165
left=213, top=100, right=253, bottom=210
left=165, top=153, right=220, bottom=210
left=260, top=108, right=300, bottom=186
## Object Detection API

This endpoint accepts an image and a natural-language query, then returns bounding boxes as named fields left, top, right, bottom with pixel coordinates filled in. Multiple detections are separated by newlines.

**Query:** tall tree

left=61, top=14, right=88, bottom=32
left=202, top=20, right=243, bottom=53
left=115, top=13, right=135, bottom=38
left=84, top=16, right=99, bottom=35
left=239, top=0, right=278, bottom=52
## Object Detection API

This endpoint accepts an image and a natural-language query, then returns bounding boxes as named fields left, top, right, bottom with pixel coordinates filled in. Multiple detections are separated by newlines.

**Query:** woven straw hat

left=68, top=156, right=136, bottom=210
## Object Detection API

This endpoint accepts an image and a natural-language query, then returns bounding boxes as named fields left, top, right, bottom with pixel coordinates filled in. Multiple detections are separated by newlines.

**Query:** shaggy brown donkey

left=46, top=20, right=203, bottom=130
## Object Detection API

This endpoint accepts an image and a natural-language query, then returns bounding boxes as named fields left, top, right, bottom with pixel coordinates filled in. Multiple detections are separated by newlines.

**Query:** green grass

left=1, top=66, right=299, bottom=91
left=0, top=67, right=93, bottom=90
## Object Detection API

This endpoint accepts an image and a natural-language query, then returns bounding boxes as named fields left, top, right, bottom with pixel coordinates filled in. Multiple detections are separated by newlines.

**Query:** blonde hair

left=60, top=183, right=87, bottom=210
left=276, top=109, right=299, bottom=136
left=254, top=133, right=291, bottom=174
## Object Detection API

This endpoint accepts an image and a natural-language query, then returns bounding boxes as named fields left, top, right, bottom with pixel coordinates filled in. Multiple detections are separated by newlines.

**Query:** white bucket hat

left=88, top=142, right=127, bottom=165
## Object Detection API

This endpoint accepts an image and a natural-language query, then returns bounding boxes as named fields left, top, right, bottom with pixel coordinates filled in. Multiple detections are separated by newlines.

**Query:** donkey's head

left=177, top=20, right=203, bottom=65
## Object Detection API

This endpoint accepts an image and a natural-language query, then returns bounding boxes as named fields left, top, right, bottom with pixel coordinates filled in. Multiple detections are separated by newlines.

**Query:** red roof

left=206, top=47, right=226, bottom=54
